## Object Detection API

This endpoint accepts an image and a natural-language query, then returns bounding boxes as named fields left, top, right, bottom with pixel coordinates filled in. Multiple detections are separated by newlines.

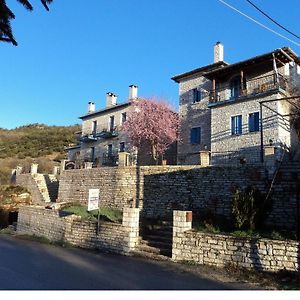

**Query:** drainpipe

left=260, top=102, right=264, bottom=163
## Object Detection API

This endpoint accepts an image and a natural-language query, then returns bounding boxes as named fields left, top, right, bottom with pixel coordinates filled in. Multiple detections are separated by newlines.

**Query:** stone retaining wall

left=15, top=174, right=44, bottom=204
left=57, top=165, right=265, bottom=220
left=172, top=211, right=300, bottom=273
left=17, top=206, right=139, bottom=255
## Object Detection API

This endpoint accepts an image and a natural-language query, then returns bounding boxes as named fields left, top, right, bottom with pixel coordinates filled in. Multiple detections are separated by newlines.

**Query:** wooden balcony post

left=212, top=79, right=216, bottom=102
left=240, top=70, right=245, bottom=96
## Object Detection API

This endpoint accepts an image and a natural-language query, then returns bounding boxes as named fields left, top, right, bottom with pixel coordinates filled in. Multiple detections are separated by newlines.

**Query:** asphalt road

left=0, top=235, right=251, bottom=290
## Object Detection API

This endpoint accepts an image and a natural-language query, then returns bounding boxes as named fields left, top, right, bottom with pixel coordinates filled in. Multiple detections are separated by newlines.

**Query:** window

left=92, top=121, right=97, bottom=136
left=231, top=115, right=242, bottom=135
left=249, top=112, right=260, bottom=132
left=119, top=142, right=125, bottom=152
left=190, top=127, right=201, bottom=144
left=230, top=75, right=246, bottom=99
left=91, top=147, right=95, bottom=161
left=109, top=116, right=115, bottom=132
left=121, top=112, right=127, bottom=124
left=192, top=88, right=201, bottom=103
left=108, top=144, right=113, bottom=157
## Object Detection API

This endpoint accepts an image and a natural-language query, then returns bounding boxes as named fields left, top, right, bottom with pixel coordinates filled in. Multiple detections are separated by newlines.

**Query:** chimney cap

left=129, top=84, right=138, bottom=88
left=215, top=41, right=222, bottom=45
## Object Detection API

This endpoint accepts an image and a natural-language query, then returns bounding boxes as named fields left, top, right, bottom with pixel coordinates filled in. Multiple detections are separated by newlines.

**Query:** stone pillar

left=172, top=210, right=192, bottom=260
left=122, top=207, right=140, bottom=253
left=199, top=151, right=210, bottom=166
left=30, top=163, right=38, bottom=175
left=53, top=166, right=60, bottom=175
left=264, top=146, right=276, bottom=178
left=118, top=152, right=130, bottom=167
left=60, top=160, right=67, bottom=171
left=84, top=162, right=93, bottom=169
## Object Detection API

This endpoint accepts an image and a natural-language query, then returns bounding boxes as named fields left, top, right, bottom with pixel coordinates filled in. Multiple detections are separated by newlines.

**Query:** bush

left=232, top=186, right=270, bottom=231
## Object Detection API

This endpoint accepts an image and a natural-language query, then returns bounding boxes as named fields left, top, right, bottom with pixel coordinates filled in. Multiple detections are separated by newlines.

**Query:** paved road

left=0, top=235, right=250, bottom=290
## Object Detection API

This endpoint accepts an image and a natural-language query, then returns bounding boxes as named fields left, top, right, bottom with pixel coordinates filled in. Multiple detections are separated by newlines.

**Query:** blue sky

left=1, top=0, right=300, bottom=129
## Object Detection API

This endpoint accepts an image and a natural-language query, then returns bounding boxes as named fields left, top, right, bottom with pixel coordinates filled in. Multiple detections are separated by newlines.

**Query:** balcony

left=102, top=152, right=118, bottom=166
left=79, top=134, right=97, bottom=143
left=208, top=73, right=288, bottom=105
left=96, top=127, right=119, bottom=139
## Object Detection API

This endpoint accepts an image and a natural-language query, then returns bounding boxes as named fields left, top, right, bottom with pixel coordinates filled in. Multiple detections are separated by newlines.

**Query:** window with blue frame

left=192, top=88, right=201, bottom=103
left=119, top=142, right=125, bottom=152
left=248, top=112, right=260, bottom=132
left=231, top=115, right=242, bottom=135
left=190, top=127, right=201, bottom=144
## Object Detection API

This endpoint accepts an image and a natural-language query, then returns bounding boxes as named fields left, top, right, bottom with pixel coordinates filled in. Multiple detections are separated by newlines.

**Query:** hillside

left=0, top=123, right=81, bottom=184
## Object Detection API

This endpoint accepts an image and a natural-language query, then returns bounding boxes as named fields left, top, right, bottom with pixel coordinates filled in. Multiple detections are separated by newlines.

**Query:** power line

left=218, top=0, right=300, bottom=47
left=246, top=0, right=300, bottom=40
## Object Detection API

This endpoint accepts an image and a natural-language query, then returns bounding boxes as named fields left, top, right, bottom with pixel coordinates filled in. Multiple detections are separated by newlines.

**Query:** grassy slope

left=0, top=123, right=80, bottom=184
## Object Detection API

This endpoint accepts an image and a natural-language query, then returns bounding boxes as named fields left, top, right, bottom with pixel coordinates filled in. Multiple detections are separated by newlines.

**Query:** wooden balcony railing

left=207, top=73, right=288, bottom=104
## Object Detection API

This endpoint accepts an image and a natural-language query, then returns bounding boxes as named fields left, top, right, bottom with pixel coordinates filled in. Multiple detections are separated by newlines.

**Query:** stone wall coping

left=186, top=229, right=299, bottom=246
left=60, top=165, right=264, bottom=174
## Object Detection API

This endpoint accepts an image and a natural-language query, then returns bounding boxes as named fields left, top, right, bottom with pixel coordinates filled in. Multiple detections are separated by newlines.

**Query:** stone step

left=137, top=243, right=172, bottom=257
left=139, top=238, right=172, bottom=249
left=140, top=234, right=172, bottom=243
left=141, top=226, right=173, bottom=236
left=131, top=250, right=171, bottom=261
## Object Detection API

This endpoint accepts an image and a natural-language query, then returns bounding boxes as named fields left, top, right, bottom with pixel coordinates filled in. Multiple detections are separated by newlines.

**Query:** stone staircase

left=275, top=161, right=300, bottom=181
left=32, top=173, right=59, bottom=203
left=133, top=219, right=173, bottom=261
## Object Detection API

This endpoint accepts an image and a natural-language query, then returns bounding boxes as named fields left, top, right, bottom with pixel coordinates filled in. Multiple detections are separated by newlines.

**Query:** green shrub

left=232, top=186, right=270, bottom=231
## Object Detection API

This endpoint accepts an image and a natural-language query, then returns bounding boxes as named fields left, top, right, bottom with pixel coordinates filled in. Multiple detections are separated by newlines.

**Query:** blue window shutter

left=249, top=114, right=254, bottom=132
left=238, top=115, right=242, bottom=134
left=249, top=112, right=259, bottom=132
left=231, top=116, right=235, bottom=135
left=190, top=128, right=195, bottom=143
left=192, top=89, right=196, bottom=103
left=232, top=115, right=242, bottom=135
left=254, top=112, right=259, bottom=131
left=197, top=127, right=201, bottom=143
left=190, top=127, right=201, bottom=144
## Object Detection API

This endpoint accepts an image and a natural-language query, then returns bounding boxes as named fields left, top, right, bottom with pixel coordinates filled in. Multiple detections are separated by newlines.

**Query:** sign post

left=88, top=189, right=100, bottom=234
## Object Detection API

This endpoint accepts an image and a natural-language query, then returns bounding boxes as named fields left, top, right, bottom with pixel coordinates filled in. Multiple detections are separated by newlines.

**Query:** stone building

left=172, top=43, right=300, bottom=165
left=66, top=85, right=177, bottom=167
left=66, top=85, right=138, bottom=167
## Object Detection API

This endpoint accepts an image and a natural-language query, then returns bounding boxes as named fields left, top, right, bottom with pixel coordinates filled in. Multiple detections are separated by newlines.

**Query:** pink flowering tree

left=121, top=97, right=179, bottom=164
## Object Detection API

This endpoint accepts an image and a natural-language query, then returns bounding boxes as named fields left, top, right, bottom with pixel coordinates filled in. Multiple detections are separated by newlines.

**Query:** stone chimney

left=129, top=85, right=138, bottom=99
left=214, top=42, right=224, bottom=63
left=88, top=102, right=95, bottom=113
left=106, top=92, right=117, bottom=107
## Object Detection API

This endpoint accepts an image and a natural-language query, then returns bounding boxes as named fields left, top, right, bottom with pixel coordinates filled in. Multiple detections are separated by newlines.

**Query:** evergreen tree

left=0, top=0, right=53, bottom=46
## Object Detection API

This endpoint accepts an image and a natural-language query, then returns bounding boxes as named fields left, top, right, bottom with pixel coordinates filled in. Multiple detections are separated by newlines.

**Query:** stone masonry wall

left=56, top=164, right=300, bottom=229
left=57, top=167, right=138, bottom=210
left=211, top=93, right=281, bottom=165
left=178, top=74, right=212, bottom=165
left=138, top=165, right=266, bottom=220
left=16, top=174, right=44, bottom=204
left=17, top=206, right=140, bottom=255
left=57, top=165, right=266, bottom=221
left=172, top=211, right=300, bottom=273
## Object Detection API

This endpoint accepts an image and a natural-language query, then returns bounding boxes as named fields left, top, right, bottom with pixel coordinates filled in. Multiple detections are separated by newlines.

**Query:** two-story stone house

left=172, top=43, right=300, bottom=165
left=67, top=85, right=177, bottom=167
left=67, top=85, right=138, bottom=167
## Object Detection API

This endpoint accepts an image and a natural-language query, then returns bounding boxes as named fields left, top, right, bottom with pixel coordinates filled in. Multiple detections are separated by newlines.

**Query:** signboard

left=88, top=189, right=99, bottom=211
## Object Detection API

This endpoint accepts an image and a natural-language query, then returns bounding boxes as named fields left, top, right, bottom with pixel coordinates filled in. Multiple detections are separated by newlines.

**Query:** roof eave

left=171, top=61, right=229, bottom=83
left=79, top=102, right=131, bottom=120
